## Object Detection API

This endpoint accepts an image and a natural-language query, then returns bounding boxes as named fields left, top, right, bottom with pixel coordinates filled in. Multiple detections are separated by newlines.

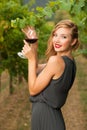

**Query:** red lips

left=55, top=44, right=62, bottom=48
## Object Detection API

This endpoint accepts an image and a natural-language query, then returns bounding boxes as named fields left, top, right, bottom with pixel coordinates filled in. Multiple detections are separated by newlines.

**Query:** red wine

left=25, top=38, right=38, bottom=44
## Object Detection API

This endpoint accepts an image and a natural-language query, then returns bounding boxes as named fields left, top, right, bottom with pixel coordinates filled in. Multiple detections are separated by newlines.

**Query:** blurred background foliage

left=0, top=0, right=87, bottom=93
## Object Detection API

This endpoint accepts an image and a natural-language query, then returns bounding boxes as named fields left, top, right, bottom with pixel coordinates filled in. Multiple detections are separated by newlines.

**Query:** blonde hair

left=46, top=19, right=80, bottom=60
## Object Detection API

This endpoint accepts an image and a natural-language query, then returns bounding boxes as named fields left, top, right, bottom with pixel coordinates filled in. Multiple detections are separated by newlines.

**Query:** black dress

left=30, top=56, right=76, bottom=130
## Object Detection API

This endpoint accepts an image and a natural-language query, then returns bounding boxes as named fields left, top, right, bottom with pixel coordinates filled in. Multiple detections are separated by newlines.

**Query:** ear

left=71, top=39, right=77, bottom=47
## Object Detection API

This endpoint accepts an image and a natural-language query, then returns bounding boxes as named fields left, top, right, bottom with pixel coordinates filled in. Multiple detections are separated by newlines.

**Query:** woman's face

left=52, top=27, right=74, bottom=54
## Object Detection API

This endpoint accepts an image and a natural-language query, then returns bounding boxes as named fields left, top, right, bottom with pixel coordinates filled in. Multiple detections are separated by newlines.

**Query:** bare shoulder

left=48, top=55, right=65, bottom=66
left=48, top=55, right=65, bottom=80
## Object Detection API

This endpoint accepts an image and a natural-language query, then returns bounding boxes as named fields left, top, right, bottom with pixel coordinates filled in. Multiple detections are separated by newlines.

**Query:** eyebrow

left=54, top=33, right=70, bottom=36
left=60, top=33, right=68, bottom=35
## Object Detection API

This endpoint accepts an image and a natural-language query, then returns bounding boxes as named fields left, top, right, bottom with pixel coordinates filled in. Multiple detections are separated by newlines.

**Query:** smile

left=55, top=44, right=62, bottom=48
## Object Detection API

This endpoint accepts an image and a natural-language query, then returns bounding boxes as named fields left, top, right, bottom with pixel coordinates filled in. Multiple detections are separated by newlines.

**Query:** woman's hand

left=22, top=26, right=38, bottom=40
left=22, top=40, right=37, bottom=61
left=22, top=26, right=38, bottom=59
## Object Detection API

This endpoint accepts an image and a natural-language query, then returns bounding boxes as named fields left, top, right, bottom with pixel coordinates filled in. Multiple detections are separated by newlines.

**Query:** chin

left=54, top=48, right=60, bottom=52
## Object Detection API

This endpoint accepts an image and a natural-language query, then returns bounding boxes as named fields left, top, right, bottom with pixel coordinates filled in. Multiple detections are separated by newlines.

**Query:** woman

left=22, top=19, right=80, bottom=130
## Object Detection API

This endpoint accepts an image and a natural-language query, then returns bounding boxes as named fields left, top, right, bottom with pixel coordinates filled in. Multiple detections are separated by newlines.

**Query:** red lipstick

left=55, top=44, right=62, bottom=48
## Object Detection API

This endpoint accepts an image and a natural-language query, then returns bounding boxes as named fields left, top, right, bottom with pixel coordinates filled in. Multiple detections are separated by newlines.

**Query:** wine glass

left=17, top=26, right=38, bottom=59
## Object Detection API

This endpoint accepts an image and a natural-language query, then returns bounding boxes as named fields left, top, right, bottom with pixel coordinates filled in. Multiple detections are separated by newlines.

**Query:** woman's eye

left=53, top=34, right=57, bottom=37
left=62, top=36, right=67, bottom=38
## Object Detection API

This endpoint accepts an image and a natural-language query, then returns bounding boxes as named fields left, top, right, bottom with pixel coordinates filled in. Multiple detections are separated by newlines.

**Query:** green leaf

left=36, top=7, right=43, bottom=12
left=59, top=0, right=72, bottom=11
left=42, top=6, right=53, bottom=18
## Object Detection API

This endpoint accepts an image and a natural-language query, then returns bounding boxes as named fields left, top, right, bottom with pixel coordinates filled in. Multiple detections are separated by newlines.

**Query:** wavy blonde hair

left=45, top=19, right=80, bottom=60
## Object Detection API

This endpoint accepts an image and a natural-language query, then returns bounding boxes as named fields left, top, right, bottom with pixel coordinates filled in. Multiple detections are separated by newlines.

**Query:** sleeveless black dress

left=30, top=56, right=76, bottom=130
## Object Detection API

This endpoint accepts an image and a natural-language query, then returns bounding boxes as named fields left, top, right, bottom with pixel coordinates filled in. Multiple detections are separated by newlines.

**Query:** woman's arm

left=36, top=63, right=46, bottom=75
left=28, top=57, right=54, bottom=95
left=28, top=56, right=65, bottom=96
left=22, top=35, right=65, bottom=96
